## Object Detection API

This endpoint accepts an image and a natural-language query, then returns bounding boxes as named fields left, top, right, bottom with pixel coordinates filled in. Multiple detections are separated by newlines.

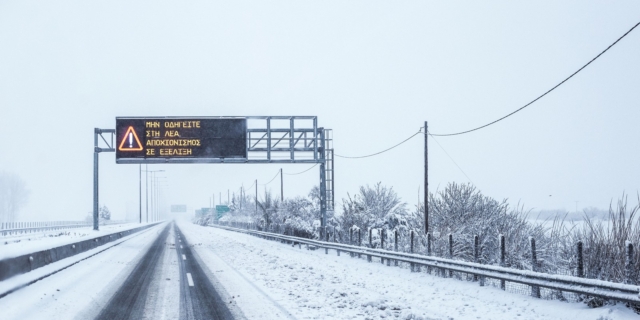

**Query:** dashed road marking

left=180, top=245, right=183, bottom=249
left=182, top=254, right=186, bottom=260
left=186, top=273, right=194, bottom=287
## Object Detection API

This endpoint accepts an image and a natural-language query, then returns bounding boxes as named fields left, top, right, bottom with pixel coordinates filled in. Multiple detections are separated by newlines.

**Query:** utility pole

left=228, top=189, right=229, bottom=205
left=255, top=179, right=258, bottom=215
left=240, top=186, right=243, bottom=210
left=424, top=121, right=429, bottom=234
left=280, top=168, right=283, bottom=201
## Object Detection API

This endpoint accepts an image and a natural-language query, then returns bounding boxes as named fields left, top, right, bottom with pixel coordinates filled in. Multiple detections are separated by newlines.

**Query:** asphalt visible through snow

left=174, top=225, right=235, bottom=320
left=96, top=222, right=235, bottom=320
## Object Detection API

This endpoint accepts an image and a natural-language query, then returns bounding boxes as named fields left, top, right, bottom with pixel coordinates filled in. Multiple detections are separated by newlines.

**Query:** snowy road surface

left=0, top=219, right=637, bottom=319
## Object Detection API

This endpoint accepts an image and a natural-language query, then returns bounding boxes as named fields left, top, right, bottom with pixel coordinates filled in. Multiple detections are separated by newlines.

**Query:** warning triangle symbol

left=118, top=126, right=144, bottom=151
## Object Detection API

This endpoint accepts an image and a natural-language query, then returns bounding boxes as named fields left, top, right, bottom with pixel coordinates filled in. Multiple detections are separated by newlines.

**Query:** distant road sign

left=115, top=117, right=247, bottom=163
left=215, top=205, right=230, bottom=213
left=171, top=205, right=187, bottom=213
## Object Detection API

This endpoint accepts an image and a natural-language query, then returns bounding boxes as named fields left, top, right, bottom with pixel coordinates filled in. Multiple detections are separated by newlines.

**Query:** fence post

left=530, top=237, right=541, bottom=298
left=381, top=229, right=385, bottom=265
left=500, top=234, right=506, bottom=290
left=478, top=246, right=485, bottom=287
left=385, top=229, right=390, bottom=266
left=358, top=229, right=362, bottom=258
left=394, top=229, right=398, bottom=266
left=448, top=233, right=453, bottom=278
left=350, top=228, right=354, bottom=258
left=577, top=240, right=584, bottom=278
left=367, top=228, right=372, bottom=262
left=626, top=241, right=634, bottom=285
left=410, top=230, right=415, bottom=272
left=426, top=233, right=432, bottom=274
left=473, top=235, right=479, bottom=282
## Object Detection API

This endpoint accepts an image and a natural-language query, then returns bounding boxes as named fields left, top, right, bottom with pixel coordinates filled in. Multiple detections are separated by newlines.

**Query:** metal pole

left=228, top=189, right=230, bottom=205
left=155, top=177, right=159, bottom=221
left=255, top=179, right=258, bottom=215
left=150, top=172, right=154, bottom=222
left=145, top=164, right=148, bottom=223
left=424, top=121, right=429, bottom=234
left=280, top=168, right=283, bottom=202
left=93, top=129, right=99, bottom=231
left=139, top=164, right=141, bottom=224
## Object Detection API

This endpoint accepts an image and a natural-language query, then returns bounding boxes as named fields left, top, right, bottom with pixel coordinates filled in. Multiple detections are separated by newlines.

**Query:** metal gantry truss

left=324, top=129, right=334, bottom=211
left=246, top=116, right=320, bottom=163
left=92, top=116, right=334, bottom=231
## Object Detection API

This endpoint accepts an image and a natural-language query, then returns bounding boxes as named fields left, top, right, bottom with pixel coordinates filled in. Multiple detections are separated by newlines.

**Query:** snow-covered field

left=0, top=222, right=153, bottom=260
left=178, top=219, right=638, bottom=320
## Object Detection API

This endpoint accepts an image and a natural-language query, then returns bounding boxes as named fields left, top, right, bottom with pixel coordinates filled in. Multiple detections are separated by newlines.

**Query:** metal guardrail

left=0, top=222, right=164, bottom=283
left=211, top=224, right=640, bottom=304
left=1, top=220, right=134, bottom=237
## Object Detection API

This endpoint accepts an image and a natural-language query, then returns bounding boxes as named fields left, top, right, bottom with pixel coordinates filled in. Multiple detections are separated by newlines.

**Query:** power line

left=430, top=20, right=640, bottom=137
left=427, top=131, right=475, bottom=185
left=283, top=163, right=319, bottom=175
left=259, top=170, right=281, bottom=186
left=335, top=129, right=423, bottom=159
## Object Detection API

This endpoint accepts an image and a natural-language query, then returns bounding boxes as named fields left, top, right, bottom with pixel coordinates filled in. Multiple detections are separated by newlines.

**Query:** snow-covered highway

left=0, top=219, right=637, bottom=319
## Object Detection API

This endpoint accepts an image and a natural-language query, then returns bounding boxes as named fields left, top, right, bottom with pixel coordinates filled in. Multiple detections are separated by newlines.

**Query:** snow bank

left=0, top=222, right=155, bottom=260
left=177, top=219, right=639, bottom=320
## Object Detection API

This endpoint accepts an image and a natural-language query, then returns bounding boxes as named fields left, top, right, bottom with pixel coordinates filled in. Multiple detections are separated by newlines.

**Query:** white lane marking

left=182, top=254, right=186, bottom=260
left=180, top=245, right=183, bottom=249
left=186, top=273, right=194, bottom=287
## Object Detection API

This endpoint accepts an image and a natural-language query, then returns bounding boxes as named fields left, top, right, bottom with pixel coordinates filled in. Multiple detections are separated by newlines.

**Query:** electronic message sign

left=116, top=117, right=246, bottom=163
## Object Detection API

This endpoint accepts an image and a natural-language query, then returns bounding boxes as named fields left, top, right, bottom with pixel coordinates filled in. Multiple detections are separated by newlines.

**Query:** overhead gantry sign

left=115, top=117, right=247, bottom=163
left=93, top=116, right=333, bottom=231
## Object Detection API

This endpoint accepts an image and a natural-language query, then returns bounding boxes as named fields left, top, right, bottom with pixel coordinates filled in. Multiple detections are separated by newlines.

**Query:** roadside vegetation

left=197, top=181, right=640, bottom=309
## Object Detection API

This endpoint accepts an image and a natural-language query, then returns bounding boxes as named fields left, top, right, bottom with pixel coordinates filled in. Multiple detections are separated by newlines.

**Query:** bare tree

left=0, top=172, right=29, bottom=223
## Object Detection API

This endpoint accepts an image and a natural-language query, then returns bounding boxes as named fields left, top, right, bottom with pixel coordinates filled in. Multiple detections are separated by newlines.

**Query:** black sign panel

left=115, top=117, right=247, bottom=162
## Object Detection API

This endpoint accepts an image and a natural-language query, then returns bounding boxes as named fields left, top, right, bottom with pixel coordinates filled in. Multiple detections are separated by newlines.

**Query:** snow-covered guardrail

left=211, top=224, right=640, bottom=304
left=0, top=222, right=162, bottom=282
left=0, top=220, right=134, bottom=237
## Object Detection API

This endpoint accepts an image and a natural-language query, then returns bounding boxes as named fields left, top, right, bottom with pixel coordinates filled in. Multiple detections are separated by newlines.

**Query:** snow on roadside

left=177, top=220, right=638, bottom=320
left=0, top=222, right=155, bottom=260
left=0, top=222, right=169, bottom=320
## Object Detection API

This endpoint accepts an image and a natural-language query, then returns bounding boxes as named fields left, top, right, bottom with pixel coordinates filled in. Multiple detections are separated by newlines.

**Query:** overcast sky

left=1, top=1, right=639, bottom=221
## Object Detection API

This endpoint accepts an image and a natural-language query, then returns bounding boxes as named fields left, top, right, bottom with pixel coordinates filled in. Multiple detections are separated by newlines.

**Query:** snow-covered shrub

left=339, top=182, right=411, bottom=247
left=568, top=195, right=640, bottom=284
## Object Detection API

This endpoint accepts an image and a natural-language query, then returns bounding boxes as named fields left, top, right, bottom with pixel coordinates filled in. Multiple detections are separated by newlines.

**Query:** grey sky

left=1, top=1, right=639, bottom=221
